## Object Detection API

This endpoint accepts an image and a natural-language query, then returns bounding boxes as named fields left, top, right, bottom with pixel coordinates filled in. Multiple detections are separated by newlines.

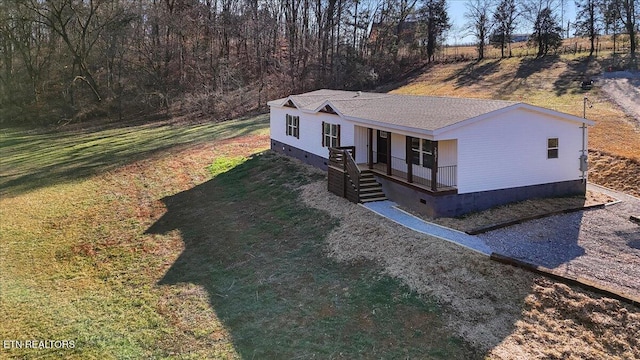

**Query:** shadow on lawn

left=146, top=152, right=598, bottom=357
left=443, top=59, right=502, bottom=89
left=491, top=55, right=561, bottom=99
left=553, top=56, right=598, bottom=96
left=0, top=115, right=267, bottom=197
left=146, top=152, right=481, bottom=358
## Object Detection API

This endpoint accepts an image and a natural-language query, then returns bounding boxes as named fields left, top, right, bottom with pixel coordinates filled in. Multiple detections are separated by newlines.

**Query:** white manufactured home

left=268, top=89, right=595, bottom=217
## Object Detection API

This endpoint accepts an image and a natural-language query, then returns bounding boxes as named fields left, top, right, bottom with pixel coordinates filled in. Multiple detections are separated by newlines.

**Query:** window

left=322, top=122, right=340, bottom=147
left=411, top=138, right=434, bottom=168
left=547, top=138, right=559, bottom=159
left=286, top=114, right=299, bottom=138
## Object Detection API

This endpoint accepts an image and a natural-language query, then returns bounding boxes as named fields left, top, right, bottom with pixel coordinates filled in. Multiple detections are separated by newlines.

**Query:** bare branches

left=465, top=0, right=493, bottom=59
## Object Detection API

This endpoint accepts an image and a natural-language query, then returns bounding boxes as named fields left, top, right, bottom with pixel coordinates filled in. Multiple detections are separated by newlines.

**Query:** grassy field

left=0, top=118, right=475, bottom=358
left=0, top=115, right=269, bottom=197
left=441, top=35, right=627, bottom=60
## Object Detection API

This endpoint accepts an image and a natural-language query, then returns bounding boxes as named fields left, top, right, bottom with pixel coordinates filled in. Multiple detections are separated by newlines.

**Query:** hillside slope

left=390, top=56, right=640, bottom=196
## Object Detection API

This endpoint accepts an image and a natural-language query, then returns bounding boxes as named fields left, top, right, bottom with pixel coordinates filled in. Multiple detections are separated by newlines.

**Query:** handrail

left=331, top=146, right=356, bottom=161
left=344, top=149, right=361, bottom=198
left=328, top=147, right=361, bottom=202
left=328, top=147, right=346, bottom=169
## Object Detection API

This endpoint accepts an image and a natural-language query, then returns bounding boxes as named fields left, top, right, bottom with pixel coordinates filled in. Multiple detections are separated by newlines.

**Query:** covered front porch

left=353, top=125, right=458, bottom=194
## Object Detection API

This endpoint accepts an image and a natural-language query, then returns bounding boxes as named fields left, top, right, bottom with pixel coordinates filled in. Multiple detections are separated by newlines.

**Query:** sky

left=444, top=0, right=578, bottom=45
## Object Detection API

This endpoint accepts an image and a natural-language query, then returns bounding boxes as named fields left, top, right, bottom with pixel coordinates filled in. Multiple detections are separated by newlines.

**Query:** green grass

left=0, top=114, right=269, bottom=196
left=208, top=156, right=247, bottom=176
left=0, top=122, right=476, bottom=358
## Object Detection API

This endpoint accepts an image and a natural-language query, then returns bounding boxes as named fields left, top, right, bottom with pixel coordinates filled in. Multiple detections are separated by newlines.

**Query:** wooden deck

left=358, top=163, right=457, bottom=194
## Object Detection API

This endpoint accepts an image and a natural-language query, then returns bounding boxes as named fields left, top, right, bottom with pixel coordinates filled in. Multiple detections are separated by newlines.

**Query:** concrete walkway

left=362, top=200, right=493, bottom=256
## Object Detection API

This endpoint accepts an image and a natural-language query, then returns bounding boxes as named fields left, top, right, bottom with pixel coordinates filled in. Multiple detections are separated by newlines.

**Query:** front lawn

left=0, top=121, right=475, bottom=358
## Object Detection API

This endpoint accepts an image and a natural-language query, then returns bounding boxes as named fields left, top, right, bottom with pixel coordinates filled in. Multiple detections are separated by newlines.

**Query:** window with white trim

left=411, top=138, right=434, bottom=168
left=323, top=122, right=340, bottom=147
left=286, top=114, right=299, bottom=138
left=547, top=138, right=559, bottom=159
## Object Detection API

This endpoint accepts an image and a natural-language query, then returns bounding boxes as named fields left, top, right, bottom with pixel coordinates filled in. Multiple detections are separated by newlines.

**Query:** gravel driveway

left=479, top=183, right=640, bottom=299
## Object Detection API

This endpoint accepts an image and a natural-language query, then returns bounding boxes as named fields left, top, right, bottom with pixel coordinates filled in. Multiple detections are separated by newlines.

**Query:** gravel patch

left=480, top=184, right=640, bottom=300
left=599, top=71, right=640, bottom=129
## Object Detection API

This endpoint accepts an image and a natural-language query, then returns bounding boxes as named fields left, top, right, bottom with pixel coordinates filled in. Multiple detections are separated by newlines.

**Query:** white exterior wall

left=438, top=140, right=457, bottom=167
left=354, top=126, right=369, bottom=163
left=440, top=108, right=585, bottom=194
left=270, top=106, right=356, bottom=159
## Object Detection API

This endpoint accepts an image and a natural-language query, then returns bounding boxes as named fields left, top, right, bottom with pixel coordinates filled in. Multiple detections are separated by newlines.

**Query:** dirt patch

left=599, top=72, right=640, bottom=129
left=589, top=151, right=640, bottom=198
left=298, top=173, right=640, bottom=358
left=490, top=278, right=640, bottom=360
left=415, top=190, right=615, bottom=233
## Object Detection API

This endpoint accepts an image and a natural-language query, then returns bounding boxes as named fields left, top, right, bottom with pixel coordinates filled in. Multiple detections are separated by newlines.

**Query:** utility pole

left=581, top=95, right=592, bottom=182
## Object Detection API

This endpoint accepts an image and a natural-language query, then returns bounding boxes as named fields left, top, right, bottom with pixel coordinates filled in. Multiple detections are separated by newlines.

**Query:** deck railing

left=371, top=152, right=457, bottom=190
left=329, top=146, right=355, bottom=168
left=344, top=150, right=361, bottom=194
left=328, top=146, right=360, bottom=203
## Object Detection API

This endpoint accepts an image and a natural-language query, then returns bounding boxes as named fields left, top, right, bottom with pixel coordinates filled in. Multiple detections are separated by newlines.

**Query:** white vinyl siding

left=440, top=108, right=584, bottom=194
left=437, top=140, right=457, bottom=167
left=269, top=107, right=355, bottom=159
left=354, top=126, right=369, bottom=163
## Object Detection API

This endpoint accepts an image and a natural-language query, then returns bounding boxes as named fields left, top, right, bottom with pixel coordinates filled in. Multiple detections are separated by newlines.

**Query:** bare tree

left=615, top=0, right=637, bottom=62
left=600, top=0, right=622, bottom=52
left=530, top=7, right=563, bottom=56
left=465, top=0, right=493, bottom=60
left=28, top=0, right=125, bottom=103
left=419, top=0, right=450, bottom=62
left=574, top=0, right=600, bottom=56
left=490, top=0, right=518, bottom=57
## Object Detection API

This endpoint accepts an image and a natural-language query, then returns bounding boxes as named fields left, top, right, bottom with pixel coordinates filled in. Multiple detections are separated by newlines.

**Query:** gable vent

left=320, top=105, right=337, bottom=114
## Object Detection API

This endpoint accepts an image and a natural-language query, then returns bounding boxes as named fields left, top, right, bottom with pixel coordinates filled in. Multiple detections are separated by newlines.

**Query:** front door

left=377, top=130, right=388, bottom=163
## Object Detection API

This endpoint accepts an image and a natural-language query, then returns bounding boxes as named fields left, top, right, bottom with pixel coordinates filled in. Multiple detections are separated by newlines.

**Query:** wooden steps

left=328, top=147, right=387, bottom=204
left=357, top=170, right=387, bottom=203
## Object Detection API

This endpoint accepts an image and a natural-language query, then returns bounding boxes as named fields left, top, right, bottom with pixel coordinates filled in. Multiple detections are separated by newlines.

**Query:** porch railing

left=328, top=146, right=361, bottom=203
left=370, top=152, right=457, bottom=190
left=329, top=146, right=356, bottom=168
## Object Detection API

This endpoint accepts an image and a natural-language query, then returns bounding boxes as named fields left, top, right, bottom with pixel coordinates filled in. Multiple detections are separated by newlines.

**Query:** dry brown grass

left=443, top=35, right=623, bottom=60
left=422, top=190, right=615, bottom=233
left=589, top=150, right=640, bottom=198
left=489, top=279, right=640, bottom=360
left=299, top=178, right=640, bottom=359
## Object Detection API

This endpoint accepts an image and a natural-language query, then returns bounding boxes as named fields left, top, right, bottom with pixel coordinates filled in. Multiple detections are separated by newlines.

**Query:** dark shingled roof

left=270, top=89, right=520, bottom=131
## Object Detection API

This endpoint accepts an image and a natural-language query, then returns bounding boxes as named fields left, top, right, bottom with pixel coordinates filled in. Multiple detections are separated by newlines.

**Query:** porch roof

left=268, top=89, right=595, bottom=133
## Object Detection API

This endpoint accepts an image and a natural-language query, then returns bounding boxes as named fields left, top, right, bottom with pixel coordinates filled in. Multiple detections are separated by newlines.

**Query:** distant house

left=511, top=34, right=530, bottom=43
left=268, top=90, right=594, bottom=217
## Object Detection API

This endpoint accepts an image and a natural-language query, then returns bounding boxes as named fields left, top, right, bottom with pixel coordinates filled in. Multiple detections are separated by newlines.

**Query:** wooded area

left=0, top=0, right=637, bottom=125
